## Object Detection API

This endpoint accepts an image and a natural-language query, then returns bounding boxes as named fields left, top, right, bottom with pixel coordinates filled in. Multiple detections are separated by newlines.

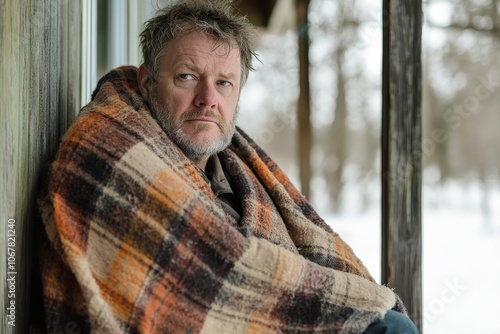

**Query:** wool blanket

left=36, top=66, right=406, bottom=333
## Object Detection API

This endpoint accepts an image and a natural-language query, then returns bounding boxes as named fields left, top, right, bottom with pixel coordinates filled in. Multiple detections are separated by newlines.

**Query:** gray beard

left=148, top=93, right=237, bottom=161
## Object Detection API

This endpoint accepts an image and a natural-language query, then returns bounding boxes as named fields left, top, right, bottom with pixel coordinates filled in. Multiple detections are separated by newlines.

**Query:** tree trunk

left=295, top=0, right=312, bottom=199
left=329, top=51, right=348, bottom=212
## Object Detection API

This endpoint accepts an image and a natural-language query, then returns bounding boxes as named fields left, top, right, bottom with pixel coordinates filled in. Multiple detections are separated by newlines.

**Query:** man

left=34, top=0, right=418, bottom=333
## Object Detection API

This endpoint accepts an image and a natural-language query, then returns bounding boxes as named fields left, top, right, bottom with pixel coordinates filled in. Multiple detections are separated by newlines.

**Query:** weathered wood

left=295, top=0, right=312, bottom=199
left=0, top=1, right=82, bottom=333
left=381, top=0, right=423, bottom=331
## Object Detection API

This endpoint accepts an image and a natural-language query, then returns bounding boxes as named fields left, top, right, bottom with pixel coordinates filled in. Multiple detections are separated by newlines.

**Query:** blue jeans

left=364, top=310, right=420, bottom=334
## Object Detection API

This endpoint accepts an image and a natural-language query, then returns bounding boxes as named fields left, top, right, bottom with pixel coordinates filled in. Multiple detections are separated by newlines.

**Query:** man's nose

left=194, top=81, right=218, bottom=110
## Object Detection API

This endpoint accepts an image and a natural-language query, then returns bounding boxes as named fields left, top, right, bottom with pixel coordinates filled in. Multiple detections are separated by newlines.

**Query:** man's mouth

left=187, top=117, right=217, bottom=123
left=183, top=111, right=222, bottom=126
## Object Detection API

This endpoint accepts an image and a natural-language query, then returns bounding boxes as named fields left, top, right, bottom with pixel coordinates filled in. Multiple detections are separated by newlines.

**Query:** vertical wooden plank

left=1, top=2, right=33, bottom=332
left=0, top=1, right=19, bottom=332
left=295, top=0, right=312, bottom=199
left=382, top=0, right=423, bottom=331
left=0, top=1, right=83, bottom=332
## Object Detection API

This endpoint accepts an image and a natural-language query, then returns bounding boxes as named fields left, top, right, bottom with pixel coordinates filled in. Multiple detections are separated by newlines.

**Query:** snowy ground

left=320, top=182, right=500, bottom=334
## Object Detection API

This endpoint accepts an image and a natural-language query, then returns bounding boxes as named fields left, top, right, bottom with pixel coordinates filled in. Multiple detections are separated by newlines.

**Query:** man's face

left=140, top=31, right=241, bottom=162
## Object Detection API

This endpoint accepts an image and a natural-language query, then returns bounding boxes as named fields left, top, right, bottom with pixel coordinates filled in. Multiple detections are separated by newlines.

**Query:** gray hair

left=140, top=0, right=258, bottom=86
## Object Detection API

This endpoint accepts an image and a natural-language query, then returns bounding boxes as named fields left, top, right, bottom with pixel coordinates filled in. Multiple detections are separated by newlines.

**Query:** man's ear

left=137, top=64, right=151, bottom=102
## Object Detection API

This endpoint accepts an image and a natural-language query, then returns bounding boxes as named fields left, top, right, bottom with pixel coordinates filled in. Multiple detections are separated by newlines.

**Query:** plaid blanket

left=36, top=66, right=405, bottom=333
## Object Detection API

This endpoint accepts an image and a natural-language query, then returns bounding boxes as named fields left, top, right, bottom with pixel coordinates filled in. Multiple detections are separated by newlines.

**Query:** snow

left=320, top=182, right=500, bottom=333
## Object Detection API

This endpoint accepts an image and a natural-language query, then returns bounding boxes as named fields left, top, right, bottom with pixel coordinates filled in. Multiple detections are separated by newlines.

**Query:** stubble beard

left=148, top=93, right=237, bottom=161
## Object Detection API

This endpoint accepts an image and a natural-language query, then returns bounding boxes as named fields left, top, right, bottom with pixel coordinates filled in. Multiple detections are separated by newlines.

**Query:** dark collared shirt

left=204, top=154, right=242, bottom=222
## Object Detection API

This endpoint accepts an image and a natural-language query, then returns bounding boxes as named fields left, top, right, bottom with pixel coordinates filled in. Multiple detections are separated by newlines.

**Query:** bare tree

left=319, top=1, right=361, bottom=212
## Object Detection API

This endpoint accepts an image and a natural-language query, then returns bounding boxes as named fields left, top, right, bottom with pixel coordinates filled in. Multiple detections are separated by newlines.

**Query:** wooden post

left=295, top=0, right=312, bottom=199
left=1, top=1, right=82, bottom=333
left=381, top=0, right=423, bottom=331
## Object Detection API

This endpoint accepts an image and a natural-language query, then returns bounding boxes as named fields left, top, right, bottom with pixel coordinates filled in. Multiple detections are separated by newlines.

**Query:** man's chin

left=174, top=134, right=230, bottom=158
left=186, top=127, right=217, bottom=138
left=167, top=124, right=235, bottom=158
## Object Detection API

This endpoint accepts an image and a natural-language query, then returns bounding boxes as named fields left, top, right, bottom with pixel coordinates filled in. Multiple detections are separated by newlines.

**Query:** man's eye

left=218, top=80, right=232, bottom=87
left=179, top=74, right=195, bottom=80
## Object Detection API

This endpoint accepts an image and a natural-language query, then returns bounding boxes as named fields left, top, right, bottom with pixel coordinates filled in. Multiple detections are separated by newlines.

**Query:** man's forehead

left=172, top=32, right=240, bottom=58
left=160, top=32, right=241, bottom=74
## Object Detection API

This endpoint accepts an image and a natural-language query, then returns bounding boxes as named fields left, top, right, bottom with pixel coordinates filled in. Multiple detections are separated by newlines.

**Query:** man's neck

left=191, top=156, right=209, bottom=171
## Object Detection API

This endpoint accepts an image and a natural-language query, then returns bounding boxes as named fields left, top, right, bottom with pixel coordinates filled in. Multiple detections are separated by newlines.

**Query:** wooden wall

left=0, top=1, right=83, bottom=332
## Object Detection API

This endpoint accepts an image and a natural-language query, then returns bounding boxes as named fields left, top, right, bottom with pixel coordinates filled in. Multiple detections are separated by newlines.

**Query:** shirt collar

left=205, top=154, right=233, bottom=196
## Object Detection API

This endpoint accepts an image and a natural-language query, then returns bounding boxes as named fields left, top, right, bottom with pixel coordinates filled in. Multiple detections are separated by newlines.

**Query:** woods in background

left=240, top=0, right=500, bottom=214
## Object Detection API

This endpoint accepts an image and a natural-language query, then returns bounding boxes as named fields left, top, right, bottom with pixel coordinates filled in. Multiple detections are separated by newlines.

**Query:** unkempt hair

left=140, top=0, right=258, bottom=86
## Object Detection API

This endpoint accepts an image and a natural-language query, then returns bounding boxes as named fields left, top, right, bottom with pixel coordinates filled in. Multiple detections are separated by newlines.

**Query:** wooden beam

left=1, top=1, right=83, bottom=333
left=295, top=0, right=312, bottom=199
left=381, top=0, right=423, bottom=331
left=237, top=0, right=278, bottom=27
